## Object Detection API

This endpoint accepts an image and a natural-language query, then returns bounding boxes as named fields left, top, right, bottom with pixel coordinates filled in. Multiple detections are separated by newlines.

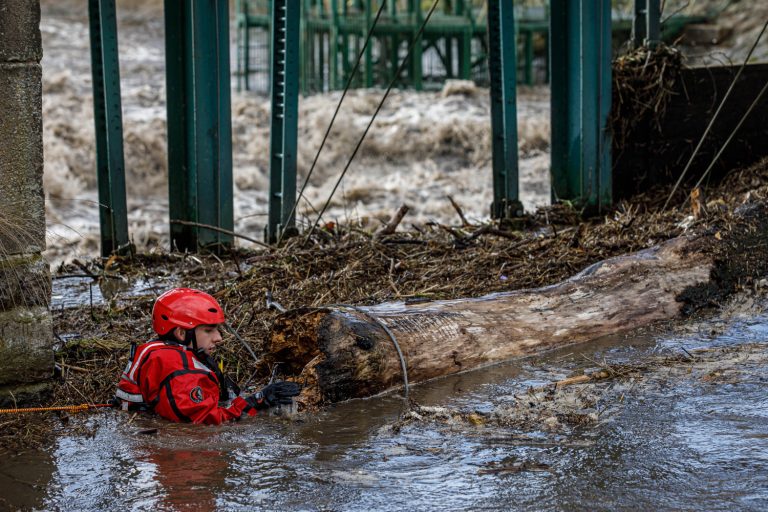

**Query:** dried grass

left=5, top=154, right=768, bottom=452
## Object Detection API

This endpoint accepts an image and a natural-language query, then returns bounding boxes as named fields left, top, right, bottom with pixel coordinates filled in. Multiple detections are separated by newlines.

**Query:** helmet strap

left=183, top=328, right=199, bottom=353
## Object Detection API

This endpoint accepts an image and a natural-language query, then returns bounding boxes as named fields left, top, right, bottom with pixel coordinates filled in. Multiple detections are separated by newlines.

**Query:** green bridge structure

left=237, top=0, right=545, bottom=93
left=82, top=0, right=705, bottom=251
left=236, top=0, right=703, bottom=94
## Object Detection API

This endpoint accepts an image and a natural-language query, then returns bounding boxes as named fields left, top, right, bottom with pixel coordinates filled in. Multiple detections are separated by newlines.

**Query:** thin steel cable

left=277, top=0, right=389, bottom=245
left=663, top=18, right=768, bottom=210
left=689, top=75, right=768, bottom=195
left=303, top=0, right=442, bottom=245
left=330, top=304, right=409, bottom=396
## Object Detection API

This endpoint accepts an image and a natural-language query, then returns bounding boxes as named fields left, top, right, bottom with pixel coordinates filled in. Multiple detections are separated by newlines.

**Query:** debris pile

left=393, top=341, right=768, bottom=435
left=4, top=156, right=768, bottom=451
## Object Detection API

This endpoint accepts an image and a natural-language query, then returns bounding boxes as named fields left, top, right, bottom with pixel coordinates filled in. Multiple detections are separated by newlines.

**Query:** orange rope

left=0, top=403, right=113, bottom=414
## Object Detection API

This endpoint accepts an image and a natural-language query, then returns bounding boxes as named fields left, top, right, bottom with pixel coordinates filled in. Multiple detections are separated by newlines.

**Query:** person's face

left=193, top=324, right=223, bottom=356
left=173, top=324, right=223, bottom=356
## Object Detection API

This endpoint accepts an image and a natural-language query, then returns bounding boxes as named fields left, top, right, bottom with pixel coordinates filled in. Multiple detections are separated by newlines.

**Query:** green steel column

left=164, top=0, right=234, bottom=252
left=580, top=0, right=612, bottom=209
left=460, top=27, right=471, bottom=79
left=236, top=0, right=242, bottom=91
left=523, top=29, right=534, bottom=85
left=550, top=0, right=581, bottom=201
left=330, top=0, right=339, bottom=89
left=318, top=31, right=326, bottom=91
left=646, top=0, right=660, bottom=48
left=268, top=0, right=274, bottom=96
left=216, top=0, right=235, bottom=242
left=599, top=0, right=613, bottom=209
left=632, top=0, right=647, bottom=48
left=244, top=0, right=251, bottom=90
left=364, top=0, right=373, bottom=87
left=412, top=0, right=423, bottom=90
left=550, top=0, right=611, bottom=210
left=488, top=0, right=521, bottom=219
left=267, top=0, right=301, bottom=243
left=300, top=0, right=307, bottom=93
left=88, top=0, right=131, bottom=257
left=342, top=33, right=350, bottom=85
left=390, top=0, right=399, bottom=85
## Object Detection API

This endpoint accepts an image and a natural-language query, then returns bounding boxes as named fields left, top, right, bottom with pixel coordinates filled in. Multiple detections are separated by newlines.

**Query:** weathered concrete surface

left=0, top=0, right=42, bottom=62
left=0, top=63, right=45, bottom=255
left=0, top=254, right=50, bottom=310
left=0, top=0, right=52, bottom=390
left=0, top=381, right=51, bottom=408
left=0, top=307, right=53, bottom=387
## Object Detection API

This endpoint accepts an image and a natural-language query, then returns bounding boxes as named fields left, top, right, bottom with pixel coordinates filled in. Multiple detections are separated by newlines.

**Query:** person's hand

left=246, top=381, right=301, bottom=409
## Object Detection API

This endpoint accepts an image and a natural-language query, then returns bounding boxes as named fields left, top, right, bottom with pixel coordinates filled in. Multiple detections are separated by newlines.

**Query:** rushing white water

left=39, top=5, right=551, bottom=267
left=40, top=0, right=767, bottom=266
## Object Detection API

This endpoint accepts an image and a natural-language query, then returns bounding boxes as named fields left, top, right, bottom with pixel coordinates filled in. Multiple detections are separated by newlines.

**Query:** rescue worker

left=115, top=287, right=299, bottom=424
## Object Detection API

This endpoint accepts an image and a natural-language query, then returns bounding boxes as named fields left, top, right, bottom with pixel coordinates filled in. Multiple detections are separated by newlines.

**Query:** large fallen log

left=267, top=203, right=768, bottom=406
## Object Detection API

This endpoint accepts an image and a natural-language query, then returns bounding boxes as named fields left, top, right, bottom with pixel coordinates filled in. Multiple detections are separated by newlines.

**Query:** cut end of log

left=269, top=307, right=406, bottom=408
left=268, top=308, right=328, bottom=408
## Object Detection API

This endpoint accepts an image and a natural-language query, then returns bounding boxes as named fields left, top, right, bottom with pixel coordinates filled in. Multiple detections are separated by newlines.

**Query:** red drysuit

left=116, top=340, right=256, bottom=424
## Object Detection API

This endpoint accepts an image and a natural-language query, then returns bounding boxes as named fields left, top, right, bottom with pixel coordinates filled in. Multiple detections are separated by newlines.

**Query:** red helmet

left=152, top=288, right=225, bottom=335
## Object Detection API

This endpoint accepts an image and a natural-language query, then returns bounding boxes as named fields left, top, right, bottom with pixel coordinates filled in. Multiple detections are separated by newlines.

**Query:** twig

left=465, top=225, right=520, bottom=242
left=170, top=219, right=271, bottom=248
left=59, top=362, right=90, bottom=373
left=446, top=195, right=470, bottom=226
left=375, top=204, right=410, bottom=238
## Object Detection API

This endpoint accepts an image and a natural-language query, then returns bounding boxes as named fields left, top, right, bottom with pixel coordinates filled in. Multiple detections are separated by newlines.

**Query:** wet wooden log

left=268, top=236, right=716, bottom=406
left=268, top=205, right=768, bottom=406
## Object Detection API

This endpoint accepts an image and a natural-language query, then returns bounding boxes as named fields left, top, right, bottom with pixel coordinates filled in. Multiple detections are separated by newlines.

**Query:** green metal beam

left=267, top=0, right=301, bottom=243
left=411, top=0, right=423, bottom=91
left=550, top=0, right=612, bottom=211
left=364, top=0, right=373, bottom=87
left=581, top=0, right=612, bottom=209
left=633, top=0, right=647, bottom=47
left=645, top=0, right=661, bottom=48
left=633, top=0, right=660, bottom=48
left=88, top=0, right=131, bottom=257
left=488, top=0, right=521, bottom=219
left=330, top=0, right=339, bottom=89
left=164, top=0, right=234, bottom=252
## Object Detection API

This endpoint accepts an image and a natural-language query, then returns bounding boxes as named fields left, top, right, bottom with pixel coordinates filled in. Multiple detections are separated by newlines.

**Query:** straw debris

left=3, top=156, right=768, bottom=452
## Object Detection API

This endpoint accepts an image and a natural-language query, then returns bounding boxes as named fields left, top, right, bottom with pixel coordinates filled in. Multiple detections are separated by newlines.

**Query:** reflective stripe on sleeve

left=116, top=388, right=145, bottom=403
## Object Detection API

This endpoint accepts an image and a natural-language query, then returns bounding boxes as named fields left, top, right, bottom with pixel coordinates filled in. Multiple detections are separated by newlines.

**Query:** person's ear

left=173, top=327, right=186, bottom=342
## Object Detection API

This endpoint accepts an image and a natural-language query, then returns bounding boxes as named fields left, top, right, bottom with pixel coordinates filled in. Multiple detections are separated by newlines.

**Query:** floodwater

left=39, top=3, right=551, bottom=268
left=21, top=3, right=768, bottom=510
left=3, top=300, right=767, bottom=511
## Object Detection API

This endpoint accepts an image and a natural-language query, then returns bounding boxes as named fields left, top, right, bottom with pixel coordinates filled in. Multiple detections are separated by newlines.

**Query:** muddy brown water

left=2, top=297, right=768, bottom=511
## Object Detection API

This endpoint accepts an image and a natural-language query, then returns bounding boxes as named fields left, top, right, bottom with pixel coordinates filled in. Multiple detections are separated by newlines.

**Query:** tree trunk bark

left=268, top=204, right=768, bottom=406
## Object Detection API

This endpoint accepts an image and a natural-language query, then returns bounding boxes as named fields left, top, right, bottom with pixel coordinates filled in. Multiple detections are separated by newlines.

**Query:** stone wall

left=0, top=0, right=53, bottom=394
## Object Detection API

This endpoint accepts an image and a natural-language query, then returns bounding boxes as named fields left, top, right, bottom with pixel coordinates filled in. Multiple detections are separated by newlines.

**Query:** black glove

left=246, top=381, right=301, bottom=410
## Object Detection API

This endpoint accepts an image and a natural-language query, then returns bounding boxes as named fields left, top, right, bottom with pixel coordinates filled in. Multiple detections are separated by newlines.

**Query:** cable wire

left=330, top=304, right=409, bottom=396
left=277, top=0, right=389, bottom=245
left=303, top=0, right=442, bottom=246
left=663, top=19, right=768, bottom=210
left=689, top=75, right=768, bottom=196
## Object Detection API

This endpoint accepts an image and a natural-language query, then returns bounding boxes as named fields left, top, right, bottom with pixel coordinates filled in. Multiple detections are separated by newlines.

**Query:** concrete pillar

left=0, top=0, right=53, bottom=401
